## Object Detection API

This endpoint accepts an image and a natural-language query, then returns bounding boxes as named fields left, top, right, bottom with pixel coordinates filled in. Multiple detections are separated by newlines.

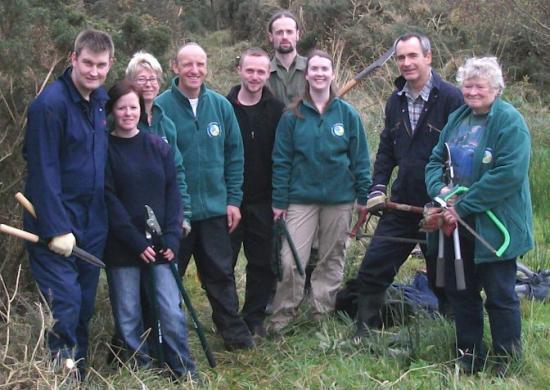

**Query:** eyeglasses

left=135, top=77, right=159, bottom=85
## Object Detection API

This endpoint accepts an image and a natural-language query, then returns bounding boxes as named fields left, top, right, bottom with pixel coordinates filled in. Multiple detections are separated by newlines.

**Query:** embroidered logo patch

left=331, top=123, right=345, bottom=137
left=482, top=148, right=493, bottom=164
left=207, top=122, right=221, bottom=137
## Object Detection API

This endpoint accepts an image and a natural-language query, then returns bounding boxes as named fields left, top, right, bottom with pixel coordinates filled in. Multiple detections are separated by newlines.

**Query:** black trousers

left=230, top=202, right=276, bottom=329
left=356, top=210, right=445, bottom=308
left=179, top=216, right=251, bottom=344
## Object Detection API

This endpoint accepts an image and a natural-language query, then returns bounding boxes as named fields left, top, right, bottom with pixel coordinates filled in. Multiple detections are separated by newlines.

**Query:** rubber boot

left=353, top=291, right=385, bottom=340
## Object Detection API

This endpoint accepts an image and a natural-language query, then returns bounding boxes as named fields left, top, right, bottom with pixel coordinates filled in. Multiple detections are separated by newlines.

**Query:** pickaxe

left=338, top=47, right=394, bottom=97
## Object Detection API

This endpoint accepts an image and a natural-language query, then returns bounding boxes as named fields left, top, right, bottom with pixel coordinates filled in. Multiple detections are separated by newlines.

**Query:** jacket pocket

left=426, top=122, right=441, bottom=133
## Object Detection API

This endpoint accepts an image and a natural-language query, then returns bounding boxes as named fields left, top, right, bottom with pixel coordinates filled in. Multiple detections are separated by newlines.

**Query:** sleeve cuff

left=227, top=197, right=242, bottom=208
left=357, top=197, right=368, bottom=206
left=454, top=200, right=469, bottom=218
left=163, top=234, right=180, bottom=255
left=272, top=201, right=288, bottom=210
left=129, top=236, right=150, bottom=257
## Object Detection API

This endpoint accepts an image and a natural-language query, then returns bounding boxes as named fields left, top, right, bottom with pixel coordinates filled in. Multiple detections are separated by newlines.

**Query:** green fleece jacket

left=425, top=98, right=534, bottom=263
left=272, top=98, right=371, bottom=209
left=138, top=102, right=192, bottom=220
left=155, top=80, right=244, bottom=221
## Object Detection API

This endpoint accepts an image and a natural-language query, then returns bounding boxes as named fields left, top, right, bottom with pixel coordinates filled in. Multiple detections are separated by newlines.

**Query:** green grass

left=3, top=259, right=549, bottom=389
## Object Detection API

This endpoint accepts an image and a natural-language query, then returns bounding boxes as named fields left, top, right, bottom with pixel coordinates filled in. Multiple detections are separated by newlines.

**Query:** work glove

left=365, top=184, right=387, bottom=215
left=182, top=219, right=192, bottom=237
left=49, top=233, right=76, bottom=257
left=419, top=203, right=457, bottom=236
left=419, top=202, right=444, bottom=232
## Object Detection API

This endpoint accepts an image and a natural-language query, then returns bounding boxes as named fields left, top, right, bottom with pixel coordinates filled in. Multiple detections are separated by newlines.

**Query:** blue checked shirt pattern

left=398, top=73, right=433, bottom=133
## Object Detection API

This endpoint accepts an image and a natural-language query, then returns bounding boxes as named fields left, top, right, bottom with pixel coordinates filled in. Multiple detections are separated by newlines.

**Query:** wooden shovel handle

left=0, top=224, right=40, bottom=243
left=338, top=79, right=358, bottom=97
left=386, top=201, right=424, bottom=214
left=15, top=192, right=37, bottom=218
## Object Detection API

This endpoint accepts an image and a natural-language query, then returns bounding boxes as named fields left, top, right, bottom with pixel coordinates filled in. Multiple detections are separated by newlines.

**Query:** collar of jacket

left=300, top=96, right=340, bottom=115
left=169, top=77, right=208, bottom=107
left=394, top=69, right=443, bottom=94
left=270, top=54, right=307, bottom=73
left=60, top=66, right=108, bottom=104
left=448, top=96, right=503, bottom=124
left=138, top=101, right=166, bottom=128
left=226, top=84, right=278, bottom=106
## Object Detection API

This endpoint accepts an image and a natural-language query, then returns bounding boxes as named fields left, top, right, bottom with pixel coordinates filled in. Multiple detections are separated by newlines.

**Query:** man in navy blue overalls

left=23, top=29, right=114, bottom=373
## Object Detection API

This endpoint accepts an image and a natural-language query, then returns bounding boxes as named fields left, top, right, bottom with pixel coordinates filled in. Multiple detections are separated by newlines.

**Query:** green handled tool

left=273, top=218, right=305, bottom=278
left=145, top=205, right=216, bottom=368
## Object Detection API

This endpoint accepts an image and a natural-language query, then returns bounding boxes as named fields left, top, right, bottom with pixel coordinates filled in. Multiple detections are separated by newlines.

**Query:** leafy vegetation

left=1, top=0, right=549, bottom=388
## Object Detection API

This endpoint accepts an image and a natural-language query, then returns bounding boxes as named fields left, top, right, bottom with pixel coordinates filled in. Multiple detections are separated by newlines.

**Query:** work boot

left=353, top=291, right=385, bottom=341
left=224, top=338, right=255, bottom=351
left=251, top=324, right=267, bottom=338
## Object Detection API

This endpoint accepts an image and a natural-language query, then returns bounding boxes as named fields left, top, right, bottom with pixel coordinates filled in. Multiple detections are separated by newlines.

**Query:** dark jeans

left=179, top=216, right=252, bottom=345
left=230, top=202, right=276, bottom=330
left=356, top=211, right=445, bottom=307
left=442, top=226, right=521, bottom=362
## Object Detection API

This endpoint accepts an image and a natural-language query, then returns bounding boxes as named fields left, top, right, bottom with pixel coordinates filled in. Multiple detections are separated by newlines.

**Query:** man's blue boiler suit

left=23, top=67, right=109, bottom=363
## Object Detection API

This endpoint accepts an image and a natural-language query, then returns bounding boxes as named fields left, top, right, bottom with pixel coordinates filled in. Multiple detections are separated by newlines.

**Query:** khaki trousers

left=267, top=203, right=353, bottom=332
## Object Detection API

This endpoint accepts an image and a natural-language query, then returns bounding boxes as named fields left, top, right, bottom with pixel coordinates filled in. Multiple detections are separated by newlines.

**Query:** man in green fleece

left=156, top=43, right=253, bottom=351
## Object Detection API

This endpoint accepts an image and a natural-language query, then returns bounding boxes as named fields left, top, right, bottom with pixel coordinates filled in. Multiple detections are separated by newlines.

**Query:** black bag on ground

left=515, top=262, right=550, bottom=301
left=335, top=271, right=438, bottom=326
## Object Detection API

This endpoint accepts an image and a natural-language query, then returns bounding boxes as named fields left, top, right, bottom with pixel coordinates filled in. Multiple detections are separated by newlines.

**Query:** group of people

left=21, top=8, right=533, bottom=382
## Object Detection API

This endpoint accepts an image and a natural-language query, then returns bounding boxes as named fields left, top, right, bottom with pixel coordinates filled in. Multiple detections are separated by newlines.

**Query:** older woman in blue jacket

left=425, top=57, right=533, bottom=375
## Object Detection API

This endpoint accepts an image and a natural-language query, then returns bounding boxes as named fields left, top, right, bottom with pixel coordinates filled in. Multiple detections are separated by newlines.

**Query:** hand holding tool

left=48, top=233, right=76, bottom=257
left=365, top=185, right=387, bottom=215
left=182, top=219, right=191, bottom=237
left=440, top=185, right=510, bottom=257
left=8, top=192, right=105, bottom=268
left=435, top=196, right=498, bottom=255
left=419, top=203, right=444, bottom=232
left=272, top=207, right=287, bottom=222
left=440, top=143, right=465, bottom=290
left=348, top=206, right=369, bottom=238
left=144, top=205, right=216, bottom=368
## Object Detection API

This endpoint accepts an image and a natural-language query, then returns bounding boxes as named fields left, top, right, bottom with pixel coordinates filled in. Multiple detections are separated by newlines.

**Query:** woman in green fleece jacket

left=425, top=57, right=533, bottom=375
left=267, top=50, right=372, bottom=334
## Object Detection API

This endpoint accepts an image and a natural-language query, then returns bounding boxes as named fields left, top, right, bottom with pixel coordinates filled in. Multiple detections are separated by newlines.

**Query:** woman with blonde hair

left=126, top=51, right=191, bottom=227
